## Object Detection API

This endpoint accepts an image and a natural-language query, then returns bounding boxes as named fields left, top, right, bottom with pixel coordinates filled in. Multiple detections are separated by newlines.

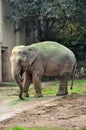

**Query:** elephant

left=10, top=41, right=77, bottom=99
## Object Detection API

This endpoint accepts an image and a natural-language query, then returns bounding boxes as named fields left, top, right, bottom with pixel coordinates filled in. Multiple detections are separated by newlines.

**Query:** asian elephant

left=10, top=41, right=77, bottom=99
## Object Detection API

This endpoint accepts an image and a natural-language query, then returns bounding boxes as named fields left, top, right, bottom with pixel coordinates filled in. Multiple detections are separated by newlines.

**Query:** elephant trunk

left=11, top=66, right=23, bottom=99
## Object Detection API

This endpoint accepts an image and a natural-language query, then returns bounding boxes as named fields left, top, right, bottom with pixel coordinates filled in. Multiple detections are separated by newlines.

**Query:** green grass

left=68, top=79, right=86, bottom=94
left=8, top=126, right=75, bottom=130
left=1, top=78, right=86, bottom=105
left=8, top=126, right=86, bottom=130
left=0, top=81, right=16, bottom=86
left=9, top=78, right=86, bottom=105
left=29, top=78, right=86, bottom=96
left=10, top=96, right=35, bottom=106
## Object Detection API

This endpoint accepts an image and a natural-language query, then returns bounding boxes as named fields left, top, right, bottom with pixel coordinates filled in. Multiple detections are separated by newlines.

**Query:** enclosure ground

left=0, top=83, right=86, bottom=130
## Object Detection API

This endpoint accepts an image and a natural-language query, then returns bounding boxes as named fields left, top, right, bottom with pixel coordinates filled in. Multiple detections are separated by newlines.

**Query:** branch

left=49, top=19, right=57, bottom=31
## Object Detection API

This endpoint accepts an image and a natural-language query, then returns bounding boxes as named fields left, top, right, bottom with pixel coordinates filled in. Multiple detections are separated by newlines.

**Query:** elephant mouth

left=20, top=69, right=24, bottom=77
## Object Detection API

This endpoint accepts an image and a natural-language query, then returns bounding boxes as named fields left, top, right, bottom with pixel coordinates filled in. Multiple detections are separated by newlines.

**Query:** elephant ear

left=28, top=48, right=38, bottom=65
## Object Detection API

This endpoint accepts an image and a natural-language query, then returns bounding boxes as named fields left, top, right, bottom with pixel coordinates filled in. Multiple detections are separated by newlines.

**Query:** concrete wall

left=0, top=0, right=3, bottom=43
left=0, top=0, right=36, bottom=82
left=0, top=0, right=3, bottom=82
left=0, top=0, right=26, bottom=82
left=0, top=47, right=2, bottom=82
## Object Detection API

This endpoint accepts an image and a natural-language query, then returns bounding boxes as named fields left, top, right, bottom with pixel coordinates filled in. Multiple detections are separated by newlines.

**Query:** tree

left=6, top=0, right=75, bottom=41
left=69, top=0, right=86, bottom=61
left=6, top=0, right=86, bottom=61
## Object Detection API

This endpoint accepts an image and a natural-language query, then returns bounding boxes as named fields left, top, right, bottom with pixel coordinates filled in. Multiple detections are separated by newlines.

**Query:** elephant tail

left=70, top=63, right=77, bottom=90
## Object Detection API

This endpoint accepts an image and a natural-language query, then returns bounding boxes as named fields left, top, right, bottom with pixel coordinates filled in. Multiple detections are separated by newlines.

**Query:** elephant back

left=28, top=41, right=75, bottom=57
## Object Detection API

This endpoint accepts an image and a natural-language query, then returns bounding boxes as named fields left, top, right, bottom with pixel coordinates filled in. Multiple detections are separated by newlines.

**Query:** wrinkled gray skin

left=10, top=41, right=77, bottom=99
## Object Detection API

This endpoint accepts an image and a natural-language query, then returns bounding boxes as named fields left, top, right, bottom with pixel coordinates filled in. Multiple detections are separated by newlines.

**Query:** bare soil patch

left=0, top=81, right=86, bottom=130
left=0, top=93, right=86, bottom=130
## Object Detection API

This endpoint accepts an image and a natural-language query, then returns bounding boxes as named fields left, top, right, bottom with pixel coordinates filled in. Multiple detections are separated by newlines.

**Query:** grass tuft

left=8, top=126, right=75, bottom=130
left=8, top=126, right=24, bottom=130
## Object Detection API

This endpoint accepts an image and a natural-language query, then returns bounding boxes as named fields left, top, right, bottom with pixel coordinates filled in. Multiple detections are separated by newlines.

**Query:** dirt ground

left=0, top=84, right=86, bottom=130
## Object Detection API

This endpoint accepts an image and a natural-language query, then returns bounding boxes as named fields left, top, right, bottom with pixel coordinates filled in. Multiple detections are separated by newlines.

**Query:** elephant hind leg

left=33, top=71, right=43, bottom=97
left=23, top=72, right=32, bottom=97
left=56, top=74, right=68, bottom=96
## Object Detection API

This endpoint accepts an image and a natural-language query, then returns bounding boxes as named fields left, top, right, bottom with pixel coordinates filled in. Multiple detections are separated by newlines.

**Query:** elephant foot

left=35, top=94, right=43, bottom=98
left=19, top=94, right=24, bottom=100
left=56, top=92, right=68, bottom=96
left=23, top=93, right=29, bottom=97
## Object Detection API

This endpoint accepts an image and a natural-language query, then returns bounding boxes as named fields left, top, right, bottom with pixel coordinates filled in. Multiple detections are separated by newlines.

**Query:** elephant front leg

left=23, top=72, right=31, bottom=97
left=56, top=75, right=68, bottom=96
left=33, top=71, right=43, bottom=97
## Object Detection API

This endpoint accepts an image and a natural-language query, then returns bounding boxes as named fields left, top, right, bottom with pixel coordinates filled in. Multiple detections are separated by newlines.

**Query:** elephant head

left=10, top=46, right=38, bottom=99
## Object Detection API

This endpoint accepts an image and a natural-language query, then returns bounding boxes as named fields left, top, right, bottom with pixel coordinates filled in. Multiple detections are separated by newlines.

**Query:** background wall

left=0, top=0, right=26, bottom=82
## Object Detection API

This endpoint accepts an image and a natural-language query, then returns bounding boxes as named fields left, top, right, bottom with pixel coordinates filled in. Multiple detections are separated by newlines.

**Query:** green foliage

left=78, top=61, right=86, bottom=67
left=5, top=0, right=75, bottom=41
left=82, top=128, right=86, bottom=130
left=0, top=82, right=16, bottom=86
left=69, top=41, right=86, bottom=61
left=6, top=0, right=86, bottom=61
